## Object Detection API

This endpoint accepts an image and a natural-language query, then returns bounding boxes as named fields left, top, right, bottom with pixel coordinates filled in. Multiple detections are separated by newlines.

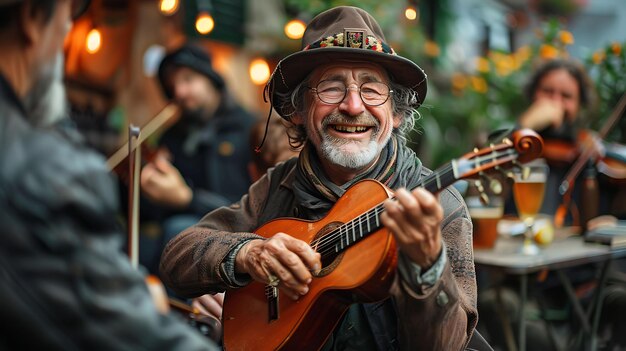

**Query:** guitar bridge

left=265, top=285, right=279, bottom=322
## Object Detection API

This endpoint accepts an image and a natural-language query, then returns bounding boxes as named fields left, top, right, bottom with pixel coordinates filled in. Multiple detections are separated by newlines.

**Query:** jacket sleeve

left=187, top=187, right=233, bottom=215
left=0, top=134, right=218, bottom=351
left=391, top=188, right=478, bottom=351
left=159, top=168, right=274, bottom=297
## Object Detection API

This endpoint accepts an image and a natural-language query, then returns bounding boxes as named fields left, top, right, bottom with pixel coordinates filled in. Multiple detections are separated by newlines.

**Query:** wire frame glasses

left=307, top=80, right=393, bottom=106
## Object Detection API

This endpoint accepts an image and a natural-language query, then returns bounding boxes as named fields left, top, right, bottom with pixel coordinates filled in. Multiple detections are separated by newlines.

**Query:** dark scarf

left=293, top=135, right=423, bottom=219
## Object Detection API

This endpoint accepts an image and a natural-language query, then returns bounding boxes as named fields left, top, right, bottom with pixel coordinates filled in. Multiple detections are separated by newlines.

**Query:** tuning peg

left=489, top=178, right=502, bottom=194
left=474, top=179, right=485, bottom=193
left=479, top=192, right=490, bottom=206
left=522, top=166, right=530, bottom=180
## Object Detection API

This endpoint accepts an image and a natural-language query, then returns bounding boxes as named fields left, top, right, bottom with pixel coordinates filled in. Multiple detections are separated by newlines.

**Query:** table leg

left=519, top=274, right=527, bottom=351
left=589, top=260, right=611, bottom=351
left=496, top=286, right=517, bottom=351
left=556, top=270, right=591, bottom=333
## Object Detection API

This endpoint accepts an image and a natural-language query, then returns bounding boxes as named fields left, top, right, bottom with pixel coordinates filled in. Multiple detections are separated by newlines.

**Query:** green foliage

left=585, top=41, right=626, bottom=143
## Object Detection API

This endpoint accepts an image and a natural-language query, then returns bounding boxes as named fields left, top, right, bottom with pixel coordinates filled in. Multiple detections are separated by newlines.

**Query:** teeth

left=334, top=125, right=369, bottom=133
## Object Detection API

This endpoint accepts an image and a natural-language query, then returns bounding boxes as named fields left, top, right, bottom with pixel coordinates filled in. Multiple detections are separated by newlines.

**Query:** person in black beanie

left=136, top=42, right=257, bottom=287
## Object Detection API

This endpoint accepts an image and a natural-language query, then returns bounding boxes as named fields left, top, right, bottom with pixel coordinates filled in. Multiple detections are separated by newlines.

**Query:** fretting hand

left=381, top=188, right=443, bottom=270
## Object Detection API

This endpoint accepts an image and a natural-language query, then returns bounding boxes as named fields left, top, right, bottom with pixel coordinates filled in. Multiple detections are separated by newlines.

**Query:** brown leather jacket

left=160, top=157, right=478, bottom=351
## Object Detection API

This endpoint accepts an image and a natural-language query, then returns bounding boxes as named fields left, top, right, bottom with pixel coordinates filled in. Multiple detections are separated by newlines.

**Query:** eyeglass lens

left=314, top=80, right=391, bottom=106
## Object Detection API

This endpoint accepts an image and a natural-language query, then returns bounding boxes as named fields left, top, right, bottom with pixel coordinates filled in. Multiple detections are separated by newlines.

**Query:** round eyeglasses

left=307, top=80, right=393, bottom=106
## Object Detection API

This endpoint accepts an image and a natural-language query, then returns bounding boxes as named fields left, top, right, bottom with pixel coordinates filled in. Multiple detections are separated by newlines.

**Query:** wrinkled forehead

left=309, top=61, right=390, bottom=85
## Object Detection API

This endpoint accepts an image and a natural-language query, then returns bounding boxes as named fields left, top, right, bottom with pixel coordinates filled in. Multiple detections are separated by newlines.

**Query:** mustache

left=321, top=111, right=379, bottom=128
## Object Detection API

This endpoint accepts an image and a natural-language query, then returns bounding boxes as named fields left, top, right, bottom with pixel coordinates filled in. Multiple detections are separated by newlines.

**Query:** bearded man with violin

left=479, top=58, right=626, bottom=350
left=0, top=0, right=219, bottom=349
left=159, top=6, right=497, bottom=351
left=516, top=58, right=624, bottom=224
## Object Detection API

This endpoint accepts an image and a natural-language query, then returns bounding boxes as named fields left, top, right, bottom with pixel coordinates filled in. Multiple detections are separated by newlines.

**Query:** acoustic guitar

left=222, top=129, right=543, bottom=351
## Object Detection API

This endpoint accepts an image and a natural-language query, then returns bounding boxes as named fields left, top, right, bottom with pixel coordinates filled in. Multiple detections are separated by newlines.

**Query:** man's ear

left=19, top=0, right=45, bottom=46
left=392, top=114, right=402, bottom=128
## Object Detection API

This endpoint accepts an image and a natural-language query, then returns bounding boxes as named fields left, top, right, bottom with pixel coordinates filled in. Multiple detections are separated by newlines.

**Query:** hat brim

left=269, top=47, right=427, bottom=118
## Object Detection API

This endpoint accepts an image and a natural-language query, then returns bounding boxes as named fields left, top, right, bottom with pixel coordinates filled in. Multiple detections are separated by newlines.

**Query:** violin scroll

left=511, top=128, right=544, bottom=164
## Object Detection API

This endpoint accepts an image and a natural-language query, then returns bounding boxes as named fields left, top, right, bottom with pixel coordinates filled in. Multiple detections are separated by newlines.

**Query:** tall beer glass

left=513, top=160, right=549, bottom=255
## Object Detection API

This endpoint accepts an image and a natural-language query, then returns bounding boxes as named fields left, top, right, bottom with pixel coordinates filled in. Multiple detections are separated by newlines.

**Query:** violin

left=554, top=93, right=626, bottom=228
left=542, top=130, right=626, bottom=184
left=596, top=142, right=626, bottom=184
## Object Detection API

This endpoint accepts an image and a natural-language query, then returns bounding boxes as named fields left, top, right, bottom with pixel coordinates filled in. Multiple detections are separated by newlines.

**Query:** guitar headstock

left=451, top=129, right=543, bottom=202
left=455, top=128, right=543, bottom=180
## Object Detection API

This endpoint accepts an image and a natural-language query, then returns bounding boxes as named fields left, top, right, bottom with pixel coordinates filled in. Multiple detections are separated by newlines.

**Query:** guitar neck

left=312, top=161, right=459, bottom=260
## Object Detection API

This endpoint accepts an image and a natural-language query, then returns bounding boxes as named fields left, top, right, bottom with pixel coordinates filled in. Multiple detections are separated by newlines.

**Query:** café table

left=474, top=230, right=626, bottom=351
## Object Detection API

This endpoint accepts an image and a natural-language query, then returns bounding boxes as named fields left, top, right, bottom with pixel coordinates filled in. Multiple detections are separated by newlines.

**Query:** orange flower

left=470, top=76, right=488, bottom=94
left=475, top=57, right=490, bottom=73
left=451, top=73, right=468, bottom=91
left=559, top=30, right=574, bottom=45
left=592, top=50, right=606, bottom=64
left=424, top=40, right=440, bottom=57
left=540, top=44, right=559, bottom=59
left=611, top=42, right=622, bottom=56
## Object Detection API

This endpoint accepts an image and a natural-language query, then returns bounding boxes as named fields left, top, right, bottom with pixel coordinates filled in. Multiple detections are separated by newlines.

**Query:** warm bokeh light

left=86, top=28, right=102, bottom=54
left=405, top=6, right=418, bottom=21
left=195, top=12, right=215, bottom=35
left=284, top=19, right=306, bottom=40
left=249, top=58, right=270, bottom=85
left=159, top=0, right=179, bottom=15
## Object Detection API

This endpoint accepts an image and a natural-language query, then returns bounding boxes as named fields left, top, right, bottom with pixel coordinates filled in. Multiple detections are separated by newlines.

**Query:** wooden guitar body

left=223, top=180, right=397, bottom=351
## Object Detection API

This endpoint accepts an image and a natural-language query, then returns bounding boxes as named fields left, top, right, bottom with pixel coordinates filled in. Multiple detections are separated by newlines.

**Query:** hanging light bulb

left=196, top=0, right=215, bottom=35
left=284, top=18, right=306, bottom=40
left=405, top=6, right=419, bottom=21
left=249, top=58, right=270, bottom=85
left=86, top=28, right=102, bottom=54
left=195, top=12, right=214, bottom=34
left=159, top=0, right=179, bottom=15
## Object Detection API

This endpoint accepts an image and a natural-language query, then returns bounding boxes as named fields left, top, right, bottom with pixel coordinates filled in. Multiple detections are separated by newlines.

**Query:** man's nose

left=339, top=85, right=365, bottom=115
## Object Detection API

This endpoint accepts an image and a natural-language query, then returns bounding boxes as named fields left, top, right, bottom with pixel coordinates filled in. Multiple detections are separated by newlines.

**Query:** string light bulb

left=86, top=28, right=102, bottom=54
left=195, top=12, right=215, bottom=34
left=284, top=18, right=306, bottom=40
left=249, top=58, right=270, bottom=85
left=159, top=0, right=179, bottom=15
left=405, top=6, right=419, bottom=21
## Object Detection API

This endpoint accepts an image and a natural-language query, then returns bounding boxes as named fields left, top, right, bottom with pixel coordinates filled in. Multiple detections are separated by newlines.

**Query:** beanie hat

left=157, top=43, right=226, bottom=99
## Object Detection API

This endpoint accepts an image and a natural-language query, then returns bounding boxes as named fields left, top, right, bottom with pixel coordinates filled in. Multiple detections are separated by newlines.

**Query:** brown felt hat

left=265, top=6, right=428, bottom=119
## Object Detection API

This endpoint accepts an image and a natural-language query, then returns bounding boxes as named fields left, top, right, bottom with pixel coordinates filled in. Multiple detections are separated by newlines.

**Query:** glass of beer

left=512, top=160, right=549, bottom=255
left=467, top=196, right=503, bottom=249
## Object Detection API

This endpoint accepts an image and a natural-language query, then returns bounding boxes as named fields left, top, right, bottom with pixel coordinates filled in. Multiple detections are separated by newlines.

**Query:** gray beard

left=313, top=111, right=391, bottom=170
left=23, top=52, right=68, bottom=128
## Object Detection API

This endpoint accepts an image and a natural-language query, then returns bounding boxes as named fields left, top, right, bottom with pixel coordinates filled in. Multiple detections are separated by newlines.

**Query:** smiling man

left=160, top=6, right=479, bottom=350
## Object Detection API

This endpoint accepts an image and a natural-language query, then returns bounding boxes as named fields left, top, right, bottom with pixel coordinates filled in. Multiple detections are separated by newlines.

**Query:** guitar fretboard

left=311, top=146, right=518, bottom=260
left=312, top=160, right=459, bottom=260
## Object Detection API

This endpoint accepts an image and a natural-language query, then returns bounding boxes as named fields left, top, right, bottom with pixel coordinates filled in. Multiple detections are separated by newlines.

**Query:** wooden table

left=474, top=233, right=626, bottom=351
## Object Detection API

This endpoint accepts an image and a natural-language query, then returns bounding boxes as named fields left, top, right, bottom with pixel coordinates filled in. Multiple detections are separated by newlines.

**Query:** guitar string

left=310, top=149, right=515, bottom=258
left=310, top=161, right=455, bottom=257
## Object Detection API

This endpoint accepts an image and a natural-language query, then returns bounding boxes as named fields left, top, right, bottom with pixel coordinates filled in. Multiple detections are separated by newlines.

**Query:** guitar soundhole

left=312, top=221, right=344, bottom=277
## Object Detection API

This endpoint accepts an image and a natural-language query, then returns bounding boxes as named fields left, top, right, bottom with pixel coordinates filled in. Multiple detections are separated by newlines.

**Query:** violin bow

left=127, top=125, right=141, bottom=268
left=106, top=104, right=180, bottom=171
left=555, top=92, right=626, bottom=227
